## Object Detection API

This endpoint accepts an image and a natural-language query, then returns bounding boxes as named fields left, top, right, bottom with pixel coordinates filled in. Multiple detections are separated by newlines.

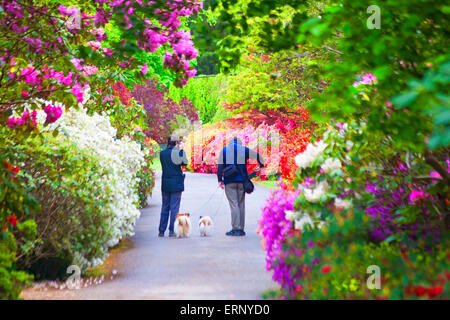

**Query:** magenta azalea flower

left=409, top=190, right=427, bottom=204
left=141, top=63, right=148, bottom=75
left=71, top=83, right=84, bottom=103
left=86, top=40, right=101, bottom=51
left=360, top=73, right=377, bottom=84
left=6, top=109, right=38, bottom=128
left=430, top=171, right=441, bottom=180
left=44, top=104, right=63, bottom=123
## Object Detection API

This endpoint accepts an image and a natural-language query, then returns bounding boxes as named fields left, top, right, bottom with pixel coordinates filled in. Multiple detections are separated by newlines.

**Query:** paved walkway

left=70, top=171, right=276, bottom=299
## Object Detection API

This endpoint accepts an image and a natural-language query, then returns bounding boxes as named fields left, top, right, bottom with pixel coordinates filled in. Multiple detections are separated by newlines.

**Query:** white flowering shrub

left=48, top=107, right=145, bottom=266
left=12, top=135, right=115, bottom=276
left=12, top=99, right=146, bottom=270
left=2, top=89, right=149, bottom=280
left=288, top=124, right=357, bottom=232
left=294, top=140, right=328, bottom=170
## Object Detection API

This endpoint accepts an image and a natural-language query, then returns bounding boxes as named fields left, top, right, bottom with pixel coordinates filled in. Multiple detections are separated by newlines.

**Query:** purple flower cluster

left=365, top=174, right=442, bottom=244
left=92, top=0, right=202, bottom=85
left=258, top=185, right=300, bottom=291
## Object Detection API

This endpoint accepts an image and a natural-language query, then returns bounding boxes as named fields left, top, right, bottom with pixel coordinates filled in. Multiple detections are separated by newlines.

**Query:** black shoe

left=237, top=230, right=246, bottom=236
left=169, top=231, right=176, bottom=237
left=158, top=232, right=164, bottom=237
left=226, top=230, right=239, bottom=236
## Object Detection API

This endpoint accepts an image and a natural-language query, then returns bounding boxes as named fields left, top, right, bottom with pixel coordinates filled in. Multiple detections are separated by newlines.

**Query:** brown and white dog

left=174, top=213, right=191, bottom=238
left=198, top=216, right=213, bottom=237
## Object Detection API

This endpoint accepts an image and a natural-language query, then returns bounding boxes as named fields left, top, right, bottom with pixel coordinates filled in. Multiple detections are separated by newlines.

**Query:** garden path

left=68, top=171, right=276, bottom=299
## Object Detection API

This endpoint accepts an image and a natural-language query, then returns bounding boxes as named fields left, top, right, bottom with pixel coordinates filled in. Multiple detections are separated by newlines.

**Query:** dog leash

left=193, top=184, right=221, bottom=216
left=191, top=184, right=227, bottom=221
left=209, top=188, right=225, bottom=220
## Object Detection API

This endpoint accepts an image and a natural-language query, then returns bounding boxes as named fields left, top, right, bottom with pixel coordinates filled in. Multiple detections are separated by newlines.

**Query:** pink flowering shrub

left=1, top=1, right=208, bottom=295
left=183, top=122, right=282, bottom=178
left=257, top=183, right=300, bottom=292
left=1, top=0, right=203, bottom=133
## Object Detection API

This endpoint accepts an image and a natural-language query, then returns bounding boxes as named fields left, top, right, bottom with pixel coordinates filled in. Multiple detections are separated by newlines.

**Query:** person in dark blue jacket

left=158, top=137, right=188, bottom=237
left=217, top=137, right=264, bottom=236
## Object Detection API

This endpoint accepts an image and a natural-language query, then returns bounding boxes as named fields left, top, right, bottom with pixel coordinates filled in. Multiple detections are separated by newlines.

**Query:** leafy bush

left=9, top=133, right=114, bottom=278
left=168, top=75, right=229, bottom=124
left=223, top=50, right=328, bottom=114
left=183, top=104, right=313, bottom=180
left=132, top=79, right=199, bottom=143
left=93, top=81, right=157, bottom=208
left=0, top=155, right=37, bottom=299
left=259, top=123, right=449, bottom=299
left=0, top=0, right=202, bottom=116
left=137, top=138, right=159, bottom=208
left=0, top=230, right=33, bottom=300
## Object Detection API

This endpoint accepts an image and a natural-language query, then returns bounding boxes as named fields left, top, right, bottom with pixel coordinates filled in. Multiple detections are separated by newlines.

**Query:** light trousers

left=224, top=182, right=246, bottom=231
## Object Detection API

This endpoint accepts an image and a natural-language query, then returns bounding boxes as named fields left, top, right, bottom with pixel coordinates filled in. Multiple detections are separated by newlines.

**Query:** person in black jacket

left=217, top=137, right=264, bottom=236
left=158, top=137, right=188, bottom=237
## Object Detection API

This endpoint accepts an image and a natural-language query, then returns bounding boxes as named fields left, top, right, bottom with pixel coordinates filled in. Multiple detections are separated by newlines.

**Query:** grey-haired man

left=217, top=137, right=264, bottom=236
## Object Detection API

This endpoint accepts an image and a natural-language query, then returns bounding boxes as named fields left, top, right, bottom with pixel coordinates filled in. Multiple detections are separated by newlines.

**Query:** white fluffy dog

left=174, top=213, right=191, bottom=238
left=198, top=216, right=213, bottom=237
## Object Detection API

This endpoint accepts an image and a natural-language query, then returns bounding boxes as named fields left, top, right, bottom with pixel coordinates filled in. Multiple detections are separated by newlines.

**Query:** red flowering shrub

left=132, top=79, right=199, bottom=143
left=279, top=128, right=313, bottom=180
left=111, top=81, right=133, bottom=107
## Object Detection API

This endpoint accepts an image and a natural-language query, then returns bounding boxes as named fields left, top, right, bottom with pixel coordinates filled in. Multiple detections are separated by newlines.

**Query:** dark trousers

left=159, top=191, right=182, bottom=233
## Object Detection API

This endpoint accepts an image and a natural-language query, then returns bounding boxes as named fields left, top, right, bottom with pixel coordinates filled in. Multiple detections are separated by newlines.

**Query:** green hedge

left=168, top=75, right=229, bottom=124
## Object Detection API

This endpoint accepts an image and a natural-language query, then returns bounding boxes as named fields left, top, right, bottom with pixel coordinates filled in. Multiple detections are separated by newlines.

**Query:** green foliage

left=196, top=52, right=220, bottom=75
left=168, top=75, right=228, bottom=124
left=224, top=50, right=328, bottom=114
left=292, top=215, right=449, bottom=299
left=0, top=147, right=38, bottom=299
left=137, top=138, right=159, bottom=208
left=0, top=231, right=33, bottom=300
left=188, top=0, right=223, bottom=75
